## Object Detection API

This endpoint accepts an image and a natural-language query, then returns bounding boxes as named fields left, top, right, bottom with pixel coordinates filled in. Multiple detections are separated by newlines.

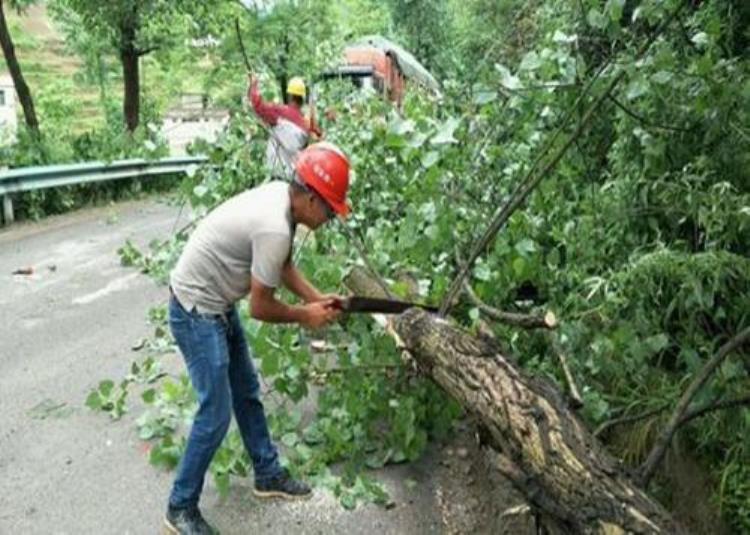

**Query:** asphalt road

left=0, top=198, right=445, bottom=535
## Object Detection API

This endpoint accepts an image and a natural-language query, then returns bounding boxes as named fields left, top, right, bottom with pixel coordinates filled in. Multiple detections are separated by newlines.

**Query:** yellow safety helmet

left=287, top=77, right=307, bottom=98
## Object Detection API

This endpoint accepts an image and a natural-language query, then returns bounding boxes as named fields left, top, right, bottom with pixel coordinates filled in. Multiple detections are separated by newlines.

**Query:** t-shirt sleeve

left=251, top=232, right=291, bottom=288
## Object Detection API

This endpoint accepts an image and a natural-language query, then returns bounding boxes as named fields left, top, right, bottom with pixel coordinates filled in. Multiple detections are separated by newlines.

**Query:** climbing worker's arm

left=305, top=116, right=324, bottom=139
left=247, top=76, right=283, bottom=127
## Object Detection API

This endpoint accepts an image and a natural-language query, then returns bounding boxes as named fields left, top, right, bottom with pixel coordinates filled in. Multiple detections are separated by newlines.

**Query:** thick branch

left=638, top=325, right=750, bottom=487
left=136, top=45, right=160, bottom=57
left=594, top=395, right=750, bottom=438
left=463, top=279, right=557, bottom=329
left=338, top=222, right=394, bottom=299
left=677, top=395, right=750, bottom=427
left=349, top=269, right=682, bottom=532
left=454, top=245, right=556, bottom=329
left=546, top=332, right=583, bottom=409
left=395, top=308, right=682, bottom=533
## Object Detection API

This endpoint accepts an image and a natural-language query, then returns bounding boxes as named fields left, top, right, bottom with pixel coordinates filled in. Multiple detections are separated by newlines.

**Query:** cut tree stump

left=345, top=268, right=683, bottom=534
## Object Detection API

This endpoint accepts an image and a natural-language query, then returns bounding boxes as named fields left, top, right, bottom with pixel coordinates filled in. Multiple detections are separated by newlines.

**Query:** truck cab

left=319, top=36, right=439, bottom=108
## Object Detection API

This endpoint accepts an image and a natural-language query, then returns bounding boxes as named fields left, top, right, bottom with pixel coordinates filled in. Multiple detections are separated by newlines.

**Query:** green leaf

left=552, top=30, right=576, bottom=44
left=385, top=132, right=406, bottom=148
left=193, top=185, right=208, bottom=198
left=474, top=263, right=492, bottom=282
left=142, top=389, right=156, bottom=404
left=149, top=436, right=182, bottom=470
left=162, top=381, right=181, bottom=402
left=421, top=151, right=440, bottom=169
left=472, top=90, right=497, bottom=105
left=406, top=132, right=428, bottom=148
left=389, top=117, right=415, bottom=136
left=340, top=492, right=356, bottom=510
left=287, top=365, right=300, bottom=380
left=214, top=472, right=230, bottom=497
left=587, top=9, right=608, bottom=30
left=514, top=238, right=537, bottom=257
left=85, top=391, right=102, bottom=410
left=98, top=380, right=114, bottom=397
left=294, top=443, right=313, bottom=461
left=261, top=350, right=280, bottom=376
left=691, top=32, right=709, bottom=48
left=626, top=79, right=649, bottom=100
left=546, top=248, right=561, bottom=267
left=494, top=64, right=522, bottom=90
left=520, top=51, right=541, bottom=71
left=281, top=432, right=299, bottom=447
left=606, top=0, right=625, bottom=23
left=644, top=333, right=669, bottom=354
left=431, top=118, right=460, bottom=145
left=651, top=71, right=673, bottom=85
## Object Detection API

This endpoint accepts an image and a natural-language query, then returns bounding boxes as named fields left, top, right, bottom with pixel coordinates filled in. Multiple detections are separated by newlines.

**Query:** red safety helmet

left=295, top=142, right=351, bottom=216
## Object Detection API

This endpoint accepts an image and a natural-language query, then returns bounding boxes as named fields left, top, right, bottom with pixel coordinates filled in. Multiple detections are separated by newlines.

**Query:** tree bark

left=120, top=7, right=139, bottom=132
left=344, top=267, right=682, bottom=533
left=0, top=0, right=40, bottom=137
left=394, top=309, right=682, bottom=533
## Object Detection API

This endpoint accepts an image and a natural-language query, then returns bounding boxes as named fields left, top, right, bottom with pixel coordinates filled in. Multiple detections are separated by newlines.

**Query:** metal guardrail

left=0, top=155, right=207, bottom=224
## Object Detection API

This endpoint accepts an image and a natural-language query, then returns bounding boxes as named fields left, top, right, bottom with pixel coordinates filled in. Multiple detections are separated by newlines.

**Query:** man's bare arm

left=280, top=262, right=324, bottom=303
left=249, top=276, right=338, bottom=328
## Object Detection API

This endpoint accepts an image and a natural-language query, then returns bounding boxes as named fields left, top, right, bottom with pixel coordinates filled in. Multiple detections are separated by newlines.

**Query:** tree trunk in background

left=119, top=7, right=139, bottom=132
left=0, top=0, right=41, bottom=137
left=346, top=268, right=683, bottom=534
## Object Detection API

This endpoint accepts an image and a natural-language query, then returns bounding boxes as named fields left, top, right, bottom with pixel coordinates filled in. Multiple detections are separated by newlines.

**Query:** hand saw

left=335, top=296, right=438, bottom=314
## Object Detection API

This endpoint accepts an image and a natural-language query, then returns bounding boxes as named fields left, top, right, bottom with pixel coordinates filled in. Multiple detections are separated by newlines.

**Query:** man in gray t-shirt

left=164, top=142, right=351, bottom=534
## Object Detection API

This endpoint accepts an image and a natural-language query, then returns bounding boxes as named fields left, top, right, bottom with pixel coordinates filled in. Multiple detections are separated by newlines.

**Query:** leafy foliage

left=85, top=379, right=130, bottom=420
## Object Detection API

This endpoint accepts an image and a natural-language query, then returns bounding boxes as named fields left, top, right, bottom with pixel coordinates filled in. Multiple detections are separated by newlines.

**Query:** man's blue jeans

left=167, top=295, right=282, bottom=509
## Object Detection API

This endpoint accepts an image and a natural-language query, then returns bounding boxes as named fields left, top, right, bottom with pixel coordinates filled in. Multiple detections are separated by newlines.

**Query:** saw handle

left=326, top=296, right=349, bottom=311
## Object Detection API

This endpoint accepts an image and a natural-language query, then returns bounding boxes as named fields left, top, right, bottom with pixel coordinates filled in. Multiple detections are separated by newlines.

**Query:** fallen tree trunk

left=345, top=270, right=682, bottom=534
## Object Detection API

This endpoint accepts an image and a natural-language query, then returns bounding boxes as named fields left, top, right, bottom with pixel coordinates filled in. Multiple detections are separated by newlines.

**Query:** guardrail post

left=0, top=163, right=10, bottom=225
left=2, top=194, right=13, bottom=225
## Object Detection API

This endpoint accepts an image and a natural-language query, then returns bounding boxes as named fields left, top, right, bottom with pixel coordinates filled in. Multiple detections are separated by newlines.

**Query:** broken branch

left=463, top=279, right=557, bottom=329
left=677, top=394, right=750, bottom=427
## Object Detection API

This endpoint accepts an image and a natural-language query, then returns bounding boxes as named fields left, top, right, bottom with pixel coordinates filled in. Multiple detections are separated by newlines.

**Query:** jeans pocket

left=168, top=296, right=189, bottom=330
